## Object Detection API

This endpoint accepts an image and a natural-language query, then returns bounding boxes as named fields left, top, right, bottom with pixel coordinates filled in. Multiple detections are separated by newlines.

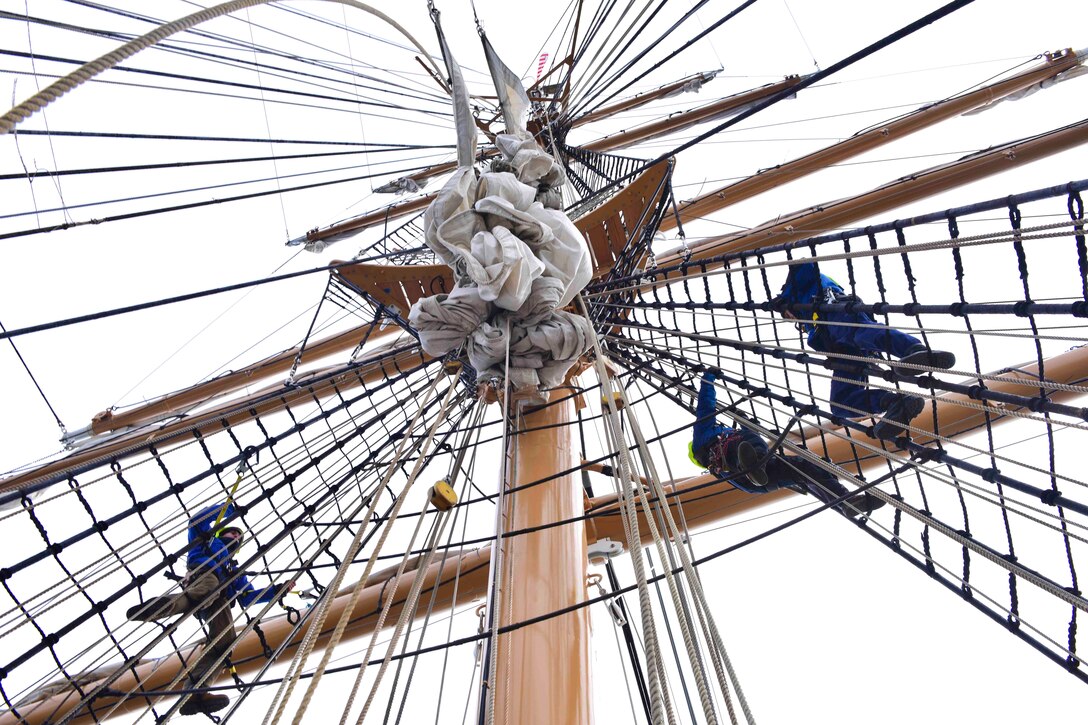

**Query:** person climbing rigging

left=691, top=371, right=884, bottom=517
left=774, top=260, right=956, bottom=442
left=126, top=502, right=294, bottom=716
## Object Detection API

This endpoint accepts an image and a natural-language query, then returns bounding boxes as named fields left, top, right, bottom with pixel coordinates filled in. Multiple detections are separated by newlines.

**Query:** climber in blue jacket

left=127, top=503, right=293, bottom=716
left=775, top=261, right=955, bottom=441
left=691, top=372, right=884, bottom=516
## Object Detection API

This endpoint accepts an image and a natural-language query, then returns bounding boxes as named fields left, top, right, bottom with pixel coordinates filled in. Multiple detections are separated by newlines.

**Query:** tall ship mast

left=1, top=1, right=1088, bottom=723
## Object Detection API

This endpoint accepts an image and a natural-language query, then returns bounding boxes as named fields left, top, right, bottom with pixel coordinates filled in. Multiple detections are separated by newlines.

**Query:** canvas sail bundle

left=410, top=18, right=593, bottom=398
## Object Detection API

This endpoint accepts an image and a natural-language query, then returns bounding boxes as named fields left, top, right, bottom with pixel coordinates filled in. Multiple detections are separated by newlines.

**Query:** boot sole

left=736, top=441, right=770, bottom=488
left=899, top=349, right=956, bottom=371
left=179, top=695, right=230, bottom=716
left=843, top=492, right=886, bottom=516
left=873, top=396, right=925, bottom=441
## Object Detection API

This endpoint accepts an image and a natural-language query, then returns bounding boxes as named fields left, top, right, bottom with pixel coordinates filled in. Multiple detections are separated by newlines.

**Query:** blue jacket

left=693, top=373, right=733, bottom=463
left=692, top=374, right=778, bottom=495
left=187, top=504, right=279, bottom=608
left=777, top=261, right=844, bottom=347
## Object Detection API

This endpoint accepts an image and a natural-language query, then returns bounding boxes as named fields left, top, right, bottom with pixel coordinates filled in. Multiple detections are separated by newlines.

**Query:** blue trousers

left=811, top=310, right=919, bottom=417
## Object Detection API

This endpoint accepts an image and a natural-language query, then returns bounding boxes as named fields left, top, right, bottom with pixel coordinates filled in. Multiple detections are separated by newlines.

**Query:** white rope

left=585, top=219, right=1085, bottom=299
left=654, top=367, right=1088, bottom=615
left=0, top=0, right=443, bottom=135
left=259, top=370, right=444, bottom=725
left=353, top=508, right=455, bottom=723
left=481, top=318, right=514, bottom=725
left=607, top=358, right=755, bottom=724
left=579, top=296, right=679, bottom=725
left=287, top=380, right=462, bottom=725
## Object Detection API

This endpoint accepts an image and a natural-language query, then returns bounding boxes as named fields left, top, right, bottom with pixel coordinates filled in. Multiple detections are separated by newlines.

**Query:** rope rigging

left=3, top=1, right=1088, bottom=723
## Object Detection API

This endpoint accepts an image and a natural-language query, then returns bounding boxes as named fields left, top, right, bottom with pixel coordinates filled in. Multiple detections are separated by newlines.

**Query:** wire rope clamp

left=429, top=479, right=458, bottom=511
left=601, top=390, right=625, bottom=411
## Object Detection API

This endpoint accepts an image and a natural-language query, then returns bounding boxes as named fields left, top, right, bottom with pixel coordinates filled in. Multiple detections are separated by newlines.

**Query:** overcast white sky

left=2, top=0, right=1088, bottom=722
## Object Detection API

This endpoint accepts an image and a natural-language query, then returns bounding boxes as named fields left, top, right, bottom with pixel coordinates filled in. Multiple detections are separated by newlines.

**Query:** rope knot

left=1040, top=489, right=1063, bottom=506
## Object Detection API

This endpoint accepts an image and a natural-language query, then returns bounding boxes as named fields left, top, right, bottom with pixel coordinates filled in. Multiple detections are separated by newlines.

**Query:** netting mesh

left=0, top=340, right=489, bottom=720
left=2, top=179, right=1087, bottom=723
left=588, top=179, right=1088, bottom=679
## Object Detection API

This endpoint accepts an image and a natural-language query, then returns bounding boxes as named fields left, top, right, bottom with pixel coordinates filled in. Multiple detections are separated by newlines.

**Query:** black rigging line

left=266, top=2, right=490, bottom=82
left=4, top=64, right=456, bottom=129
left=0, top=160, right=441, bottom=242
left=53, top=0, right=445, bottom=98
left=0, top=318, right=66, bottom=433
left=0, top=49, right=452, bottom=117
left=570, top=0, right=723, bottom=119
left=8, top=128, right=452, bottom=147
left=0, top=260, right=359, bottom=342
left=548, top=0, right=618, bottom=114
left=5, top=9, right=448, bottom=106
left=1, top=150, right=448, bottom=220
left=572, top=0, right=979, bottom=209
left=570, top=0, right=758, bottom=120
left=566, top=0, right=673, bottom=111
left=0, top=147, right=442, bottom=182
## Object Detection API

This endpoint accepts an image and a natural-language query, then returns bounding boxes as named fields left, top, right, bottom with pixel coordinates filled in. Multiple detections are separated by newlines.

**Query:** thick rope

left=355, top=507, right=455, bottom=723
left=259, top=371, right=444, bottom=725
left=613, top=381, right=756, bottom=724
left=579, top=297, right=673, bottom=725
left=0, top=0, right=442, bottom=135
left=286, top=380, right=462, bottom=725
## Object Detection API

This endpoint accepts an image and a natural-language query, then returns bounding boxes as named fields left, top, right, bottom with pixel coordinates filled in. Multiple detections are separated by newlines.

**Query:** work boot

left=725, top=435, right=770, bottom=489
left=179, top=693, right=230, bottom=716
left=840, top=491, right=886, bottom=518
left=873, top=394, right=925, bottom=442
left=899, top=344, right=956, bottom=372
left=126, top=597, right=173, bottom=622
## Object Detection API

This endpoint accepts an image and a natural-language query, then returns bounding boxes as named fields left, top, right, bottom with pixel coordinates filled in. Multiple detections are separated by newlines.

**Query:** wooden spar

left=303, top=193, right=434, bottom=247
left=14, top=345, right=1086, bottom=725
left=0, top=341, right=425, bottom=496
left=658, top=49, right=1084, bottom=233
left=298, top=73, right=785, bottom=247
left=81, top=260, right=453, bottom=440
left=581, top=76, right=804, bottom=153
left=658, top=116, right=1088, bottom=267
left=493, top=391, right=593, bottom=725
left=85, top=321, right=395, bottom=437
left=572, top=71, right=719, bottom=126
left=294, top=48, right=1083, bottom=268
left=800, top=347, right=1088, bottom=478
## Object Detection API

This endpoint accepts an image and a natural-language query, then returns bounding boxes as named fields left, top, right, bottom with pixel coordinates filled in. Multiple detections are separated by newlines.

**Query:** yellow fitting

left=600, top=390, right=625, bottom=410
left=430, top=479, right=458, bottom=511
left=443, top=360, right=463, bottom=375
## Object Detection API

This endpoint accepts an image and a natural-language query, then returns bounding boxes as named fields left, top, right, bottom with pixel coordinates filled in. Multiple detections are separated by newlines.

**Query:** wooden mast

left=492, top=391, right=594, bottom=725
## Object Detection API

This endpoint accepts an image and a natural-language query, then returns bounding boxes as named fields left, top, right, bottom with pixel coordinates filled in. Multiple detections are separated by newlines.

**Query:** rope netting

left=0, top=337, right=491, bottom=722
left=2, top=177, right=1088, bottom=723
left=586, top=178, right=1088, bottom=682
